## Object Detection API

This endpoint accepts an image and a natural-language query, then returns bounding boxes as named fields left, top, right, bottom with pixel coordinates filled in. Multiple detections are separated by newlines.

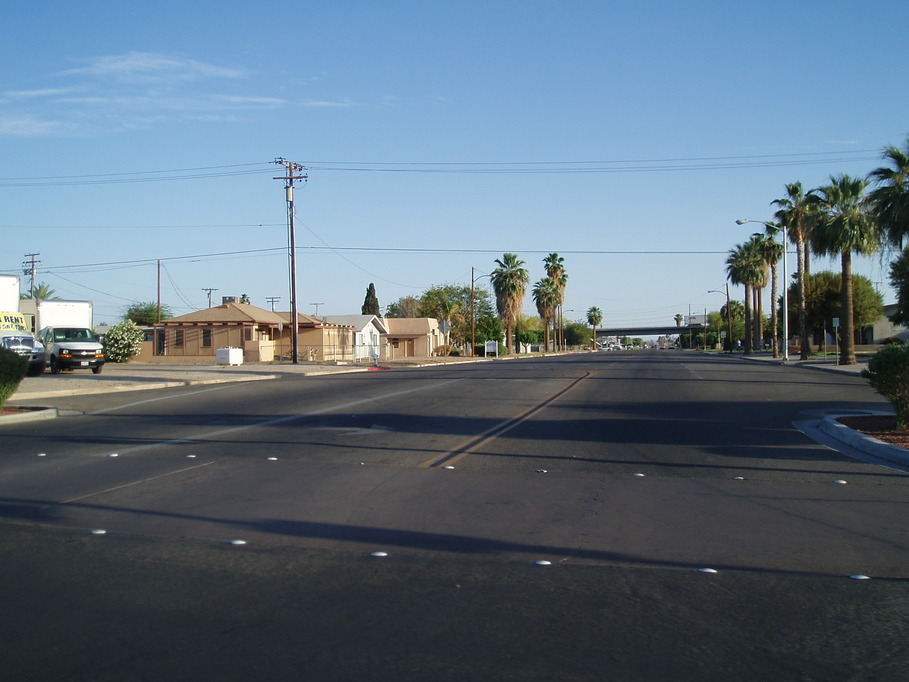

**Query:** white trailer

left=0, top=275, right=20, bottom=313
left=34, top=299, right=94, bottom=331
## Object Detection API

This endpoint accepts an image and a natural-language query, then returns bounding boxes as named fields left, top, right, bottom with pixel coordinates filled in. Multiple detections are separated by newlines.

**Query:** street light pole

left=736, top=219, right=789, bottom=361
left=709, top=285, right=733, bottom=352
left=471, top=267, right=492, bottom=357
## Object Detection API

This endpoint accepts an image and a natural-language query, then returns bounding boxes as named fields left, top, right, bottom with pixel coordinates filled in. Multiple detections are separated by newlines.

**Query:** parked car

left=39, top=326, right=105, bottom=374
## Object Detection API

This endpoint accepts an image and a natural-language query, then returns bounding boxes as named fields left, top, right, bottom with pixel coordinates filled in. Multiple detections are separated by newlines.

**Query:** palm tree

left=436, top=295, right=460, bottom=354
left=585, top=306, right=603, bottom=350
left=869, top=138, right=909, bottom=324
left=23, top=282, right=57, bottom=300
left=532, top=278, right=560, bottom=351
left=726, top=241, right=762, bottom=354
left=491, top=253, right=529, bottom=353
left=543, top=253, right=567, bottom=350
left=868, top=136, right=909, bottom=248
left=773, top=182, right=814, bottom=360
left=808, top=174, right=881, bottom=364
left=754, top=230, right=784, bottom=357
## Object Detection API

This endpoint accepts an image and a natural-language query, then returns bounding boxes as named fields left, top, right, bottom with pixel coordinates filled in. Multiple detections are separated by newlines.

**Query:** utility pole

left=202, top=288, right=218, bottom=308
left=274, top=158, right=307, bottom=364
left=22, top=253, right=40, bottom=297
left=266, top=296, right=281, bottom=312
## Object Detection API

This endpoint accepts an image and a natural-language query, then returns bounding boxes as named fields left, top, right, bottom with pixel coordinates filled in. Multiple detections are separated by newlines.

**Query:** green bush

left=0, top=347, right=29, bottom=408
left=861, top=342, right=909, bottom=428
left=103, top=319, right=145, bottom=363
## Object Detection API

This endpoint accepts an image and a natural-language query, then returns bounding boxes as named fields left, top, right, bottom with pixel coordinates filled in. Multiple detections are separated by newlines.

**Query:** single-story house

left=137, top=302, right=355, bottom=363
left=872, top=303, right=909, bottom=343
left=383, top=318, right=442, bottom=358
left=323, top=315, right=388, bottom=362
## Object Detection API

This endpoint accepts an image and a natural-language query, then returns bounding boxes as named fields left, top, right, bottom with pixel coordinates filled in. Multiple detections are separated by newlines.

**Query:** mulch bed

left=837, top=415, right=909, bottom=449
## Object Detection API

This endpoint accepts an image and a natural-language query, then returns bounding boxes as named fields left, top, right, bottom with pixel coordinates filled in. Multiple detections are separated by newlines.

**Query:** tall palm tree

left=808, top=174, right=881, bottom=364
left=532, top=278, right=560, bottom=351
left=754, top=231, right=784, bottom=357
left=491, top=253, right=529, bottom=353
left=869, top=138, right=909, bottom=324
left=747, top=235, right=769, bottom=352
left=586, top=306, right=603, bottom=349
left=726, top=241, right=762, bottom=354
left=868, top=136, right=909, bottom=248
left=773, top=182, right=814, bottom=360
left=543, top=253, right=567, bottom=350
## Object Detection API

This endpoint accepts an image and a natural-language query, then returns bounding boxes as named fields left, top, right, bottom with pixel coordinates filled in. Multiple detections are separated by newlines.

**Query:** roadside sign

left=832, top=318, right=840, bottom=328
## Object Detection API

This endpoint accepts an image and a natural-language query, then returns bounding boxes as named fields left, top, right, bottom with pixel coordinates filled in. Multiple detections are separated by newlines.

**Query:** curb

left=818, top=413, right=909, bottom=468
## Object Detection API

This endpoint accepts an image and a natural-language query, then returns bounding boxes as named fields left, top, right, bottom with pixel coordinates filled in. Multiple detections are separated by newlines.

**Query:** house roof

left=162, top=302, right=285, bottom=325
left=323, top=315, right=389, bottom=334
left=384, top=318, right=439, bottom=336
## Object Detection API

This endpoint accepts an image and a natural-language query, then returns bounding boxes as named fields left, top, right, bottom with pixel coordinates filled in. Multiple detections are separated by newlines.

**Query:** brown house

left=383, top=318, right=442, bottom=357
left=140, top=302, right=354, bottom=363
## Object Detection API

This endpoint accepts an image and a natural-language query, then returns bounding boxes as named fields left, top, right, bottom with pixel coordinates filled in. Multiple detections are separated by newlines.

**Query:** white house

left=323, top=315, right=388, bottom=361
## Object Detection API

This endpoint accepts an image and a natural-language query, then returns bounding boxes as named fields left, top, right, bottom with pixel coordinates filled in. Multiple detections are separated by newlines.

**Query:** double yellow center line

left=420, top=371, right=593, bottom=468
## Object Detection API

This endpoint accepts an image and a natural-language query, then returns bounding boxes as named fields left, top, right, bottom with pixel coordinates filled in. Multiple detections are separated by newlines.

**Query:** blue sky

left=3, top=1, right=907, bottom=328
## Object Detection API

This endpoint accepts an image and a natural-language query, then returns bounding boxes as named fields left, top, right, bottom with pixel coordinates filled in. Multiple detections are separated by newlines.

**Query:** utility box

left=216, top=347, right=243, bottom=366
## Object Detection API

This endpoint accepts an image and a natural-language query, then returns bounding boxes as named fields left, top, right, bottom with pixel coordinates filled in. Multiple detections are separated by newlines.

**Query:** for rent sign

left=0, top=312, right=28, bottom=332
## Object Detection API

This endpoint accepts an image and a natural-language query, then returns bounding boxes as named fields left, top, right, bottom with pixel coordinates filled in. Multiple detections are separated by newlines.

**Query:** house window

left=202, top=328, right=212, bottom=348
left=174, top=329, right=184, bottom=348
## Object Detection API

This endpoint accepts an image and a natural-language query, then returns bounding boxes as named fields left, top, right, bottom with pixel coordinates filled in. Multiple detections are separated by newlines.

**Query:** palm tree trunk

left=743, top=284, right=753, bottom=354
left=797, top=237, right=810, bottom=360
left=753, top=286, right=762, bottom=351
left=841, top=251, right=855, bottom=365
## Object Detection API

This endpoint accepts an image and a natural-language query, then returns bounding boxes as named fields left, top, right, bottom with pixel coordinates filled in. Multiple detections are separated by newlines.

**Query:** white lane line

left=103, top=378, right=464, bottom=456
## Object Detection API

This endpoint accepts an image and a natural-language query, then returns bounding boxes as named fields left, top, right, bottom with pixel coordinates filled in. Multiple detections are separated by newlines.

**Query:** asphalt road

left=2, top=351, right=908, bottom=681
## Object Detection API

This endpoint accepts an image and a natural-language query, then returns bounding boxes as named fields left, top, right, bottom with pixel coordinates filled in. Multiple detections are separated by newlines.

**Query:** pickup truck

left=0, top=330, right=46, bottom=376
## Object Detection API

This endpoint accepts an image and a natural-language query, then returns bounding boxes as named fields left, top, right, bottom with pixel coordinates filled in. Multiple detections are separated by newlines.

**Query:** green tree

left=720, top=299, right=745, bottom=350
left=868, top=137, right=909, bottom=249
left=386, top=296, right=420, bottom=318
left=674, top=313, right=683, bottom=327
left=239, top=294, right=251, bottom=304
left=726, top=240, right=763, bottom=354
left=125, top=301, right=172, bottom=325
left=361, top=283, right=380, bottom=316
left=20, top=282, right=57, bottom=301
left=563, top=320, right=590, bottom=347
left=808, top=174, right=881, bottom=364
left=418, top=284, right=492, bottom=350
left=754, top=230, right=784, bottom=356
left=0, top=347, right=28, bottom=408
left=787, top=272, right=882, bottom=351
left=532, top=278, right=561, bottom=351
left=888, top=254, right=909, bottom=325
left=586, top=306, right=603, bottom=349
left=773, top=182, right=815, bottom=360
left=868, top=138, right=909, bottom=324
left=543, top=253, right=567, bottom=350
left=491, top=253, right=529, bottom=353
left=103, top=319, right=145, bottom=363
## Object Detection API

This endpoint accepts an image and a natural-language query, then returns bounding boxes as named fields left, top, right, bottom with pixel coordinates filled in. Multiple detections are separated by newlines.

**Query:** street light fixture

left=736, top=218, right=789, bottom=361
left=708, top=285, right=733, bottom=352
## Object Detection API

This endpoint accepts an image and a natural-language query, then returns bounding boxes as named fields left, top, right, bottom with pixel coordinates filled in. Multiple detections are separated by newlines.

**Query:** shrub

left=861, top=342, right=909, bottom=428
left=0, top=347, right=28, bottom=408
left=104, top=319, right=145, bottom=363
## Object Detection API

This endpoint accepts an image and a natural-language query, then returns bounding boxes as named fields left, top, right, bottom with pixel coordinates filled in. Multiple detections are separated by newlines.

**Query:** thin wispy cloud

left=61, top=52, right=245, bottom=83
left=1, top=52, right=283, bottom=137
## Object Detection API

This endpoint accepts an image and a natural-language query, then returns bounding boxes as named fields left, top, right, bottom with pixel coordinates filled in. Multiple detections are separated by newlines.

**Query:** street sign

left=832, top=318, right=840, bottom=328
